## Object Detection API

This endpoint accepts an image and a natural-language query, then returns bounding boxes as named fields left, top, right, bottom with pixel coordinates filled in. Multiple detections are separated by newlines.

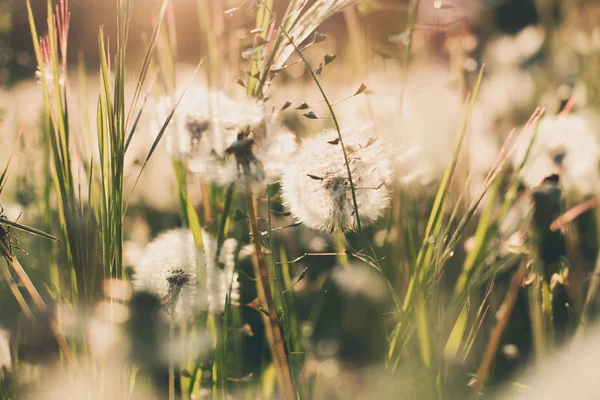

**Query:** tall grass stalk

left=246, top=191, right=296, bottom=400
left=0, top=225, right=76, bottom=367
left=97, top=0, right=172, bottom=281
left=27, top=0, right=96, bottom=303
left=267, top=187, right=300, bottom=396
left=472, top=258, right=530, bottom=392
left=257, top=1, right=365, bottom=246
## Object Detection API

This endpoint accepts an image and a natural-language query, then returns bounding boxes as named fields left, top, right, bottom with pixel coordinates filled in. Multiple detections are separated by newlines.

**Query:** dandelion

left=154, top=86, right=297, bottom=188
left=132, top=228, right=204, bottom=320
left=281, top=127, right=391, bottom=232
left=132, top=228, right=241, bottom=318
left=484, top=25, right=545, bottom=68
left=512, top=113, right=600, bottom=198
left=473, top=69, right=536, bottom=133
left=333, top=64, right=461, bottom=182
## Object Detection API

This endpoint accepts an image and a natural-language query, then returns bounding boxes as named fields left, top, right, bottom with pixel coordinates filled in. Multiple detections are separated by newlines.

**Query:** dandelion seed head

left=132, top=228, right=204, bottom=320
left=513, top=113, right=600, bottom=197
left=155, top=86, right=296, bottom=188
left=281, top=127, right=391, bottom=232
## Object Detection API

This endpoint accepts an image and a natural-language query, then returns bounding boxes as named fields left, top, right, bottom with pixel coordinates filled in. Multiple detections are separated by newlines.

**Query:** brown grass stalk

left=247, top=194, right=295, bottom=400
left=472, top=257, right=529, bottom=393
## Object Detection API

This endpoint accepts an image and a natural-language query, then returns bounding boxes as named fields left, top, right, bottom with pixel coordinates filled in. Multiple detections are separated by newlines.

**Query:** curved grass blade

left=123, top=58, right=205, bottom=215
left=1, top=218, right=60, bottom=242
left=0, top=126, right=24, bottom=195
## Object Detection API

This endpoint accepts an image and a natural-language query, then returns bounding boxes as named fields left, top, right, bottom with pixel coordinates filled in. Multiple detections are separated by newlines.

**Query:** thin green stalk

left=216, top=184, right=235, bottom=259
left=258, top=1, right=365, bottom=248
left=267, top=187, right=299, bottom=395
left=335, top=227, right=348, bottom=265
left=472, top=258, right=529, bottom=393
left=528, top=274, right=546, bottom=359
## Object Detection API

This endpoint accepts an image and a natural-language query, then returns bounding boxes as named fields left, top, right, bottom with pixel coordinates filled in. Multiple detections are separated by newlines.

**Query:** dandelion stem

left=336, top=227, right=348, bottom=265
left=168, top=320, right=175, bottom=400
left=267, top=187, right=299, bottom=396
left=258, top=0, right=366, bottom=250
left=528, top=273, right=546, bottom=359
left=246, top=193, right=295, bottom=400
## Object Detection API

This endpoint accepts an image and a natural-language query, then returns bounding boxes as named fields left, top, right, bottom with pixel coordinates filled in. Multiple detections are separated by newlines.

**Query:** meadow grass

left=2, top=0, right=600, bottom=399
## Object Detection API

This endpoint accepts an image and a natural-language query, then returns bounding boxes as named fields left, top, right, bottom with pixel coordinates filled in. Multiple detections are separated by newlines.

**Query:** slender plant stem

left=246, top=193, right=295, bottom=400
left=258, top=0, right=365, bottom=249
left=336, top=227, right=348, bottom=266
left=528, top=275, right=546, bottom=360
left=473, top=258, right=528, bottom=393
left=267, top=188, right=299, bottom=395
left=169, top=320, right=175, bottom=400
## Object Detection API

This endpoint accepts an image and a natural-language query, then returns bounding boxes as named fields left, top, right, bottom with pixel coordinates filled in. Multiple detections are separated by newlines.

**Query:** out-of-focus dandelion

left=334, top=64, right=461, bottom=182
left=154, top=86, right=297, bottom=188
left=281, top=127, right=390, bottom=232
left=484, top=25, right=545, bottom=68
left=133, top=228, right=241, bottom=317
left=513, top=113, right=600, bottom=198
left=132, top=228, right=204, bottom=320
left=564, top=3, right=600, bottom=56
left=474, top=69, right=536, bottom=133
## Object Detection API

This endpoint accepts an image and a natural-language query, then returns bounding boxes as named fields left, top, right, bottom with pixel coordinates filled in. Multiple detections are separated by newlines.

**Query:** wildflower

left=281, top=127, right=390, bottom=232
left=473, top=69, right=536, bottom=134
left=484, top=25, right=545, bottom=68
left=333, top=64, right=461, bottom=182
left=132, top=228, right=204, bottom=320
left=154, top=86, right=296, bottom=188
left=512, top=113, right=600, bottom=198
left=202, top=232, right=240, bottom=315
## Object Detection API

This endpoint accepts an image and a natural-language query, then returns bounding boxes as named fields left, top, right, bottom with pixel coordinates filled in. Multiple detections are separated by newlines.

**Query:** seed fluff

left=281, top=126, right=391, bottom=232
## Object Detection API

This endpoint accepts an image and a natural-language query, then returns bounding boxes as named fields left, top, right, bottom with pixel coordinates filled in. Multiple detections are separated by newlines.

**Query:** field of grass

left=1, top=0, right=600, bottom=399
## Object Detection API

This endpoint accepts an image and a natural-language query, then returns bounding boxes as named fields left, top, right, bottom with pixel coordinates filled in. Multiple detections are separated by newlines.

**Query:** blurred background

left=2, top=0, right=600, bottom=399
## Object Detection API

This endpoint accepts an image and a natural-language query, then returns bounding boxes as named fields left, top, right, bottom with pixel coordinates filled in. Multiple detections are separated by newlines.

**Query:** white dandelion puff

left=132, top=228, right=204, bottom=321
left=154, top=86, right=297, bottom=188
left=513, top=113, right=600, bottom=197
left=333, top=63, right=461, bottom=182
left=484, top=25, right=545, bottom=68
left=281, top=127, right=391, bottom=232
left=202, top=232, right=240, bottom=315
